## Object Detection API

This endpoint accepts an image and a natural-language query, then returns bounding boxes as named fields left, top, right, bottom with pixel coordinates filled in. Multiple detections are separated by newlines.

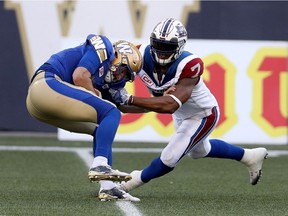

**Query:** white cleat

left=98, top=187, right=140, bottom=202
left=241, top=148, right=268, bottom=185
left=119, top=170, right=144, bottom=192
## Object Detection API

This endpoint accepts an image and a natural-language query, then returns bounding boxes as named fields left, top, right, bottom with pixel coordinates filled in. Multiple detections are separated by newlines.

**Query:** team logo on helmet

left=105, top=41, right=142, bottom=83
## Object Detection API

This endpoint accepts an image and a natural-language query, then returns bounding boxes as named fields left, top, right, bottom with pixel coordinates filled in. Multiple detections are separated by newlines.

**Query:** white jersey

left=138, top=44, right=218, bottom=120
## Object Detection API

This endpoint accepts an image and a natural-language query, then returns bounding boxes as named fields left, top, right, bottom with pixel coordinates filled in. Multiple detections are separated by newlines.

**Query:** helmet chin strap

left=104, top=70, right=113, bottom=83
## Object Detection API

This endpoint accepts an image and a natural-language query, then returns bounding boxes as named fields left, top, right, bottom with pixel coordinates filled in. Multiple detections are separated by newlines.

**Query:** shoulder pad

left=86, top=34, right=114, bottom=63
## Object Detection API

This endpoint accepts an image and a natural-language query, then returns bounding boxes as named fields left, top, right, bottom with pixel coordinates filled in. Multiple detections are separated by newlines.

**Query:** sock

left=206, top=139, right=244, bottom=161
left=93, top=108, right=120, bottom=158
left=91, top=156, right=108, bottom=168
left=141, top=157, right=174, bottom=183
left=99, top=180, right=116, bottom=190
left=92, top=129, right=113, bottom=165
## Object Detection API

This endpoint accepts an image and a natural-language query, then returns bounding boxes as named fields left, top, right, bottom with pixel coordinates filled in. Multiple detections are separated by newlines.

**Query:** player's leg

left=209, top=139, right=268, bottom=185
left=26, top=72, right=131, bottom=183
left=190, top=138, right=245, bottom=160
left=88, top=107, right=132, bottom=182
left=187, top=107, right=268, bottom=185
left=186, top=106, right=244, bottom=160
left=119, top=107, right=219, bottom=192
left=26, top=72, right=99, bottom=134
left=89, top=109, right=138, bottom=200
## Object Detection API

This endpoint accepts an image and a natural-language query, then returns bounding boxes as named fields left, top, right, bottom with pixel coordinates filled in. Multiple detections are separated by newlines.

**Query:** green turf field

left=0, top=135, right=287, bottom=216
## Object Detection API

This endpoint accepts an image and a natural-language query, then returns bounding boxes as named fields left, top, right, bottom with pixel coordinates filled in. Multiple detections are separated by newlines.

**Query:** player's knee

left=188, top=149, right=205, bottom=159
left=187, top=141, right=211, bottom=159
left=160, top=149, right=178, bottom=167
left=108, top=107, right=121, bottom=120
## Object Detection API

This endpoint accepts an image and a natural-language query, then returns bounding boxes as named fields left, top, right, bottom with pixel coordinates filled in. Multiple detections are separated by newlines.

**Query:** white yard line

left=0, top=146, right=287, bottom=156
left=266, top=150, right=288, bottom=157
left=1, top=145, right=288, bottom=216
left=0, top=146, right=163, bottom=153
left=74, top=148, right=93, bottom=168
left=0, top=145, right=144, bottom=216
left=73, top=148, right=143, bottom=216
left=116, top=201, right=143, bottom=216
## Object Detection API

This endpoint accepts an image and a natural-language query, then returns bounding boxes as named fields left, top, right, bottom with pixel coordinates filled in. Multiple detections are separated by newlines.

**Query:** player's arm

left=126, top=57, right=203, bottom=113
left=118, top=105, right=149, bottom=113
left=129, top=77, right=198, bottom=114
left=73, top=35, right=107, bottom=97
left=72, top=67, right=101, bottom=96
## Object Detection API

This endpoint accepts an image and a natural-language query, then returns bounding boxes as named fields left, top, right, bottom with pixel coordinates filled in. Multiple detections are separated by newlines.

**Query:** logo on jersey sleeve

left=89, top=35, right=108, bottom=63
left=98, top=66, right=104, bottom=77
left=140, top=73, right=154, bottom=87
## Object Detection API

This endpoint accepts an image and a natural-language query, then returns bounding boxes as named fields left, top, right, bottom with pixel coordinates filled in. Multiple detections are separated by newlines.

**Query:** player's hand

left=164, top=85, right=176, bottom=96
left=109, top=88, right=131, bottom=105
left=94, top=88, right=102, bottom=98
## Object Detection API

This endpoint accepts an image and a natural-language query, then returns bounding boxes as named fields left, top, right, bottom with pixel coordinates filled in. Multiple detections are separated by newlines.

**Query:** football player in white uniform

left=112, top=18, right=268, bottom=195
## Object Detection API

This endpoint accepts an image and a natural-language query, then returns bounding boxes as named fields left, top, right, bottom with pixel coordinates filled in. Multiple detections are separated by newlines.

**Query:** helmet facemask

left=105, top=54, right=135, bottom=83
left=150, top=36, right=184, bottom=65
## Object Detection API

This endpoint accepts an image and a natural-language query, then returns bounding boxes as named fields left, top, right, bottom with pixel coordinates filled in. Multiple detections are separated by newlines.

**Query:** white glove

left=109, top=88, right=131, bottom=106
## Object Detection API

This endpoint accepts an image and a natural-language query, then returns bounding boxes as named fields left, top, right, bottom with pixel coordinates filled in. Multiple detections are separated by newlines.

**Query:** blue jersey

left=140, top=45, right=191, bottom=96
left=32, top=34, right=125, bottom=101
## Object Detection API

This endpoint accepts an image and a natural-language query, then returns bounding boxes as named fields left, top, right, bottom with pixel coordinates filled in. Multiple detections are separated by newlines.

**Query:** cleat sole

left=88, top=174, right=132, bottom=183
left=99, top=193, right=118, bottom=201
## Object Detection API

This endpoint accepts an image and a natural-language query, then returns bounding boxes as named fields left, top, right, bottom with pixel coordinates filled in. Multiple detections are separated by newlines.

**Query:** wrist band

left=168, top=94, right=182, bottom=108
left=128, top=95, right=134, bottom=105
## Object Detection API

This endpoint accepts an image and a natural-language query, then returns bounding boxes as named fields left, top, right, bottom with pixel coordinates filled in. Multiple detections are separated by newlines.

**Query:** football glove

left=109, top=88, right=131, bottom=106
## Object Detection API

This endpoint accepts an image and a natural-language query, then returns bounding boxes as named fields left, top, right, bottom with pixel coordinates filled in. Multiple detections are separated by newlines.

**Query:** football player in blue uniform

left=26, top=35, right=142, bottom=201
left=112, top=18, right=268, bottom=195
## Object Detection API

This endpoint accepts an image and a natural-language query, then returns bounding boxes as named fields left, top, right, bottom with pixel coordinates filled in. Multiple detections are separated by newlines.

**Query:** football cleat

left=98, top=187, right=140, bottom=202
left=119, top=170, right=144, bottom=192
left=88, top=165, right=132, bottom=183
left=242, top=148, right=268, bottom=185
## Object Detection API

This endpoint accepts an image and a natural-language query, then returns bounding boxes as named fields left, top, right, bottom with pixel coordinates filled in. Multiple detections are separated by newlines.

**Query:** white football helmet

left=150, top=18, right=187, bottom=65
